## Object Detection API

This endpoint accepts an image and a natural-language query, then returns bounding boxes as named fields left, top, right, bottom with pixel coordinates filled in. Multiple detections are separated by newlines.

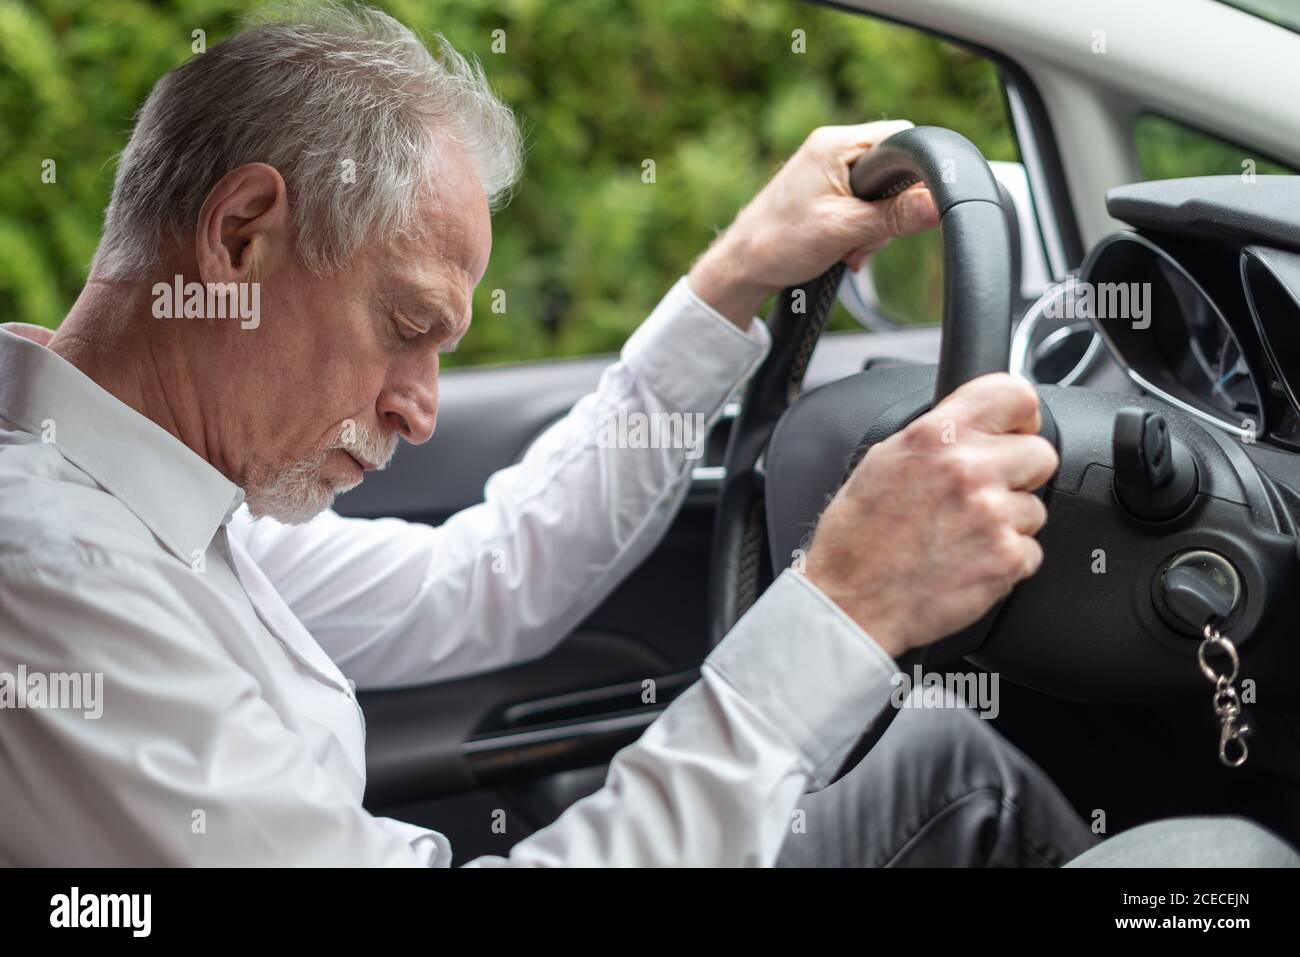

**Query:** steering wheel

left=709, top=124, right=1300, bottom=781
left=710, top=124, right=1015, bottom=630
left=707, top=126, right=1020, bottom=777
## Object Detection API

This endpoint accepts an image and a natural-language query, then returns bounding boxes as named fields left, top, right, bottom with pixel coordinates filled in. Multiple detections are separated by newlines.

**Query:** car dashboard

left=1081, top=176, right=1300, bottom=452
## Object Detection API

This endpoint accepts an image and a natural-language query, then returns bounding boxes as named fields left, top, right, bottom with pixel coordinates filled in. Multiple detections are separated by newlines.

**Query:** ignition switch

left=1157, top=549, right=1243, bottom=635
left=1112, top=408, right=1198, bottom=521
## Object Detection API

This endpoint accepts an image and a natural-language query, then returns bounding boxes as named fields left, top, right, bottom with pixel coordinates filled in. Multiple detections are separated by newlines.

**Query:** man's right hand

left=803, top=373, right=1059, bottom=660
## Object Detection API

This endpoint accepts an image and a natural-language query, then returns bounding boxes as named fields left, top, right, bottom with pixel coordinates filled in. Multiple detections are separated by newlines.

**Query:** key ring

left=1197, top=622, right=1250, bottom=768
left=1198, top=623, right=1239, bottom=684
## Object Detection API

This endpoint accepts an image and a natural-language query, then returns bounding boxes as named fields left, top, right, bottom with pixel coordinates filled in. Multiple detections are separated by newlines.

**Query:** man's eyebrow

left=389, top=283, right=464, bottom=336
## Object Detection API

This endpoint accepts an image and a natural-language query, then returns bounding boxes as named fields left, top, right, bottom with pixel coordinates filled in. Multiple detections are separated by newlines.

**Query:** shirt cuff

left=702, top=569, right=900, bottom=789
left=621, top=276, right=770, bottom=418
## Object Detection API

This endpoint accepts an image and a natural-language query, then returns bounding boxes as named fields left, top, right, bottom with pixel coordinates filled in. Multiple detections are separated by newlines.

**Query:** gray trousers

left=776, top=695, right=1300, bottom=868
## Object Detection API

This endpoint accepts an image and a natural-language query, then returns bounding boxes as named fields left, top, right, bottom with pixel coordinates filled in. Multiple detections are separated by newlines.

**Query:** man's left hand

left=688, top=119, right=939, bottom=326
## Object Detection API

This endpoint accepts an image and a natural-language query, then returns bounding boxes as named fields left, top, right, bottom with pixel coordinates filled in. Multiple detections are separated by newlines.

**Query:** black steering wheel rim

left=705, top=125, right=1017, bottom=781
left=708, top=125, right=1015, bottom=647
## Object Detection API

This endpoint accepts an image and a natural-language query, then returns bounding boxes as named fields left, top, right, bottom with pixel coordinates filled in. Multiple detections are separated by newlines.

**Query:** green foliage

left=1135, top=113, right=1294, bottom=181
left=2, top=0, right=1020, bottom=364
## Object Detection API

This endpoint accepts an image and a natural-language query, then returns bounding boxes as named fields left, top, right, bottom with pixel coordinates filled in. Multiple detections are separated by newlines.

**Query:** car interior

left=333, top=0, right=1300, bottom=862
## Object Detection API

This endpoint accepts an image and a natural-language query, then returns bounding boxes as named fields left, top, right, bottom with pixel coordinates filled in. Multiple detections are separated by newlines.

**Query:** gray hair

left=93, top=1, right=522, bottom=279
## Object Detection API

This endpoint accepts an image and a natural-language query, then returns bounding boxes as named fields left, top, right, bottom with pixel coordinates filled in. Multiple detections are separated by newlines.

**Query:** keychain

left=1197, top=623, right=1251, bottom=768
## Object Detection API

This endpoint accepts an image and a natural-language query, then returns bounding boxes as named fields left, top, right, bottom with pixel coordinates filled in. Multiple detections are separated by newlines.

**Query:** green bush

left=1135, top=114, right=1292, bottom=182
left=0, top=0, right=1018, bottom=364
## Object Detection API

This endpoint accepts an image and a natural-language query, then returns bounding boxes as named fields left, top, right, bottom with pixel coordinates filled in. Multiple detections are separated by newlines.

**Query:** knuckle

left=992, top=529, right=1025, bottom=572
left=968, top=488, right=1004, bottom=526
left=1027, top=495, right=1048, bottom=531
left=941, top=448, right=986, bottom=493
left=981, top=371, right=1016, bottom=389
left=1021, top=536, right=1045, bottom=576
left=898, top=424, right=929, bottom=453
left=1005, top=377, right=1039, bottom=416
left=902, top=414, right=943, bottom=449
left=803, top=126, right=833, bottom=153
left=982, top=373, right=1037, bottom=420
left=1035, top=436, right=1061, bottom=475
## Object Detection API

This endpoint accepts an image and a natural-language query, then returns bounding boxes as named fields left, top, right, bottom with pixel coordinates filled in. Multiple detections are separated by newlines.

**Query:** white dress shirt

left=0, top=277, right=898, bottom=866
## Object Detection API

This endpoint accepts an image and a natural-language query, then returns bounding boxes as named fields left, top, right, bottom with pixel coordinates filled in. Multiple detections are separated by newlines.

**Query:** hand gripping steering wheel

left=707, top=126, right=1023, bottom=781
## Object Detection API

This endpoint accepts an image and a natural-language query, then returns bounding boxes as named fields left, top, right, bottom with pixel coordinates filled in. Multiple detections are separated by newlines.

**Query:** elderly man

left=3, top=3, right=1293, bottom=868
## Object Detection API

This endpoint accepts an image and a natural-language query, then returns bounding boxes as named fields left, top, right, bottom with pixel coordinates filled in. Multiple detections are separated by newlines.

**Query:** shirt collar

left=0, top=327, right=245, bottom=562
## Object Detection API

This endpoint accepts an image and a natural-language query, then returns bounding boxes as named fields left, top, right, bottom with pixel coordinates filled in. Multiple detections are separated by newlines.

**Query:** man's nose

left=378, top=368, right=439, bottom=445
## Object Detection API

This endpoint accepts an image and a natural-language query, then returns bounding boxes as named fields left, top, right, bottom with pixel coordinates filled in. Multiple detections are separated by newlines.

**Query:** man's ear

left=194, top=163, right=291, bottom=283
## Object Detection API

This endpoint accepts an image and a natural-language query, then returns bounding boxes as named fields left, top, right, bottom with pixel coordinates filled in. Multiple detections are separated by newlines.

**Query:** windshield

left=1219, top=1, right=1300, bottom=34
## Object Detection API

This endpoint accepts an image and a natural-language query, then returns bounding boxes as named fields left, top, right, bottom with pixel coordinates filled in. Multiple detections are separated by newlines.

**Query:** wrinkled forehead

left=405, top=144, right=494, bottom=285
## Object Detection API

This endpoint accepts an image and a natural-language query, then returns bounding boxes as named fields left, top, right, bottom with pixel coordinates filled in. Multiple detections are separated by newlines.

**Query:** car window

left=2, top=0, right=1017, bottom=362
left=851, top=40, right=1016, bottom=331
left=1134, top=114, right=1295, bottom=181
left=457, top=2, right=1019, bottom=351
left=1217, top=1, right=1300, bottom=36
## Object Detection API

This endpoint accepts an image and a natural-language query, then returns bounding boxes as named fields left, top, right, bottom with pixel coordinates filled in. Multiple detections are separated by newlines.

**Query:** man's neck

left=50, top=275, right=219, bottom=470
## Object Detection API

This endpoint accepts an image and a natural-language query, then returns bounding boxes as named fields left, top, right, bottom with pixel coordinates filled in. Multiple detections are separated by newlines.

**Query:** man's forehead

left=415, top=150, right=494, bottom=281
left=387, top=202, right=489, bottom=294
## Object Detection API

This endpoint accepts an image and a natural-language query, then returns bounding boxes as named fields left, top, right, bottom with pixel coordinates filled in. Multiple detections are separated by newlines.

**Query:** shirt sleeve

left=464, top=570, right=900, bottom=867
left=0, top=554, right=426, bottom=866
left=232, top=278, right=770, bottom=690
left=0, top=558, right=896, bottom=867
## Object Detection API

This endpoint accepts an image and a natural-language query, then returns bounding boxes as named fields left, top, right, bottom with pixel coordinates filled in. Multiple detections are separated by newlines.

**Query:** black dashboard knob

left=1112, top=408, right=1198, bottom=521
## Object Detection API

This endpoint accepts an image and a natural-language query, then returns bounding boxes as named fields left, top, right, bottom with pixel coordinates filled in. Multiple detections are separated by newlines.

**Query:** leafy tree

left=1135, top=114, right=1291, bottom=182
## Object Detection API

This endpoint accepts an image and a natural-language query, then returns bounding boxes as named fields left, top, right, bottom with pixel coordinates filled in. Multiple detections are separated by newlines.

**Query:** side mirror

left=839, top=159, right=1050, bottom=328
